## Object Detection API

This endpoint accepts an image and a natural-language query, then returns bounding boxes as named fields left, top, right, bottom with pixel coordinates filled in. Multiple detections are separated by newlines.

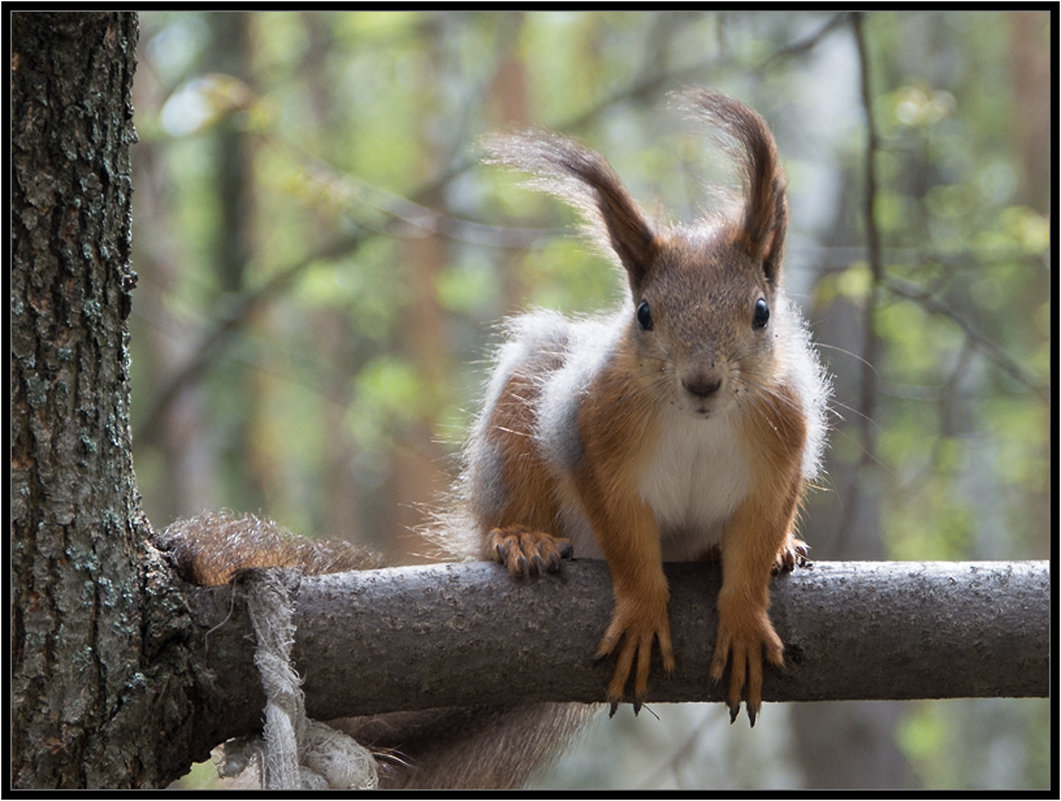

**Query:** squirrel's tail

left=335, top=703, right=594, bottom=789
left=164, top=511, right=592, bottom=789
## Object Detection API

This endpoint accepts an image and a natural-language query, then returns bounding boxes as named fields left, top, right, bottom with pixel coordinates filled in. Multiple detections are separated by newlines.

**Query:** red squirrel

left=457, top=88, right=829, bottom=725
left=170, top=89, right=828, bottom=788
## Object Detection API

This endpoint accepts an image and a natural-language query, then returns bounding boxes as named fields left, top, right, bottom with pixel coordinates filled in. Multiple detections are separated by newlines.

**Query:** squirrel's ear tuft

left=484, top=131, right=658, bottom=293
left=675, top=89, right=788, bottom=285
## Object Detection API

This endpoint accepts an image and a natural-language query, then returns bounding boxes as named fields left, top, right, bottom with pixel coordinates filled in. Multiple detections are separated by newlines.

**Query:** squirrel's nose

left=681, top=372, right=722, bottom=399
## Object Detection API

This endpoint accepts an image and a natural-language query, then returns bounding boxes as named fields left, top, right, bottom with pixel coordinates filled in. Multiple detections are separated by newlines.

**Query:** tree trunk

left=10, top=12, right=198, bottom=788
left=785, top=15, right=909, bottom=789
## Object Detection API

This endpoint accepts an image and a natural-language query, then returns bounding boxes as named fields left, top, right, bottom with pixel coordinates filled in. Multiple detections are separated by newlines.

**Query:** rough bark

left=10, top=12, right=199, bottom=788
left=184, top=559, right=1049, bottom=742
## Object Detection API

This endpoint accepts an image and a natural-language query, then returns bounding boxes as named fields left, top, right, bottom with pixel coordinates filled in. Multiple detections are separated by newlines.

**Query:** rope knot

left=217, top=567, right=378, bottom=790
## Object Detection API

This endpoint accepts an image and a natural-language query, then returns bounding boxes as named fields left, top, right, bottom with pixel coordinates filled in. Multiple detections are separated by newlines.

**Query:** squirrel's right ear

left=484, top=131, right=658, bottom=293
left=676, top=89, right=788, bottom=286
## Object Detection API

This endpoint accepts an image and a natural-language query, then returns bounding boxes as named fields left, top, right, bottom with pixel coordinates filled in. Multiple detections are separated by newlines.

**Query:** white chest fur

left=638, top=406, right=751, bottom=560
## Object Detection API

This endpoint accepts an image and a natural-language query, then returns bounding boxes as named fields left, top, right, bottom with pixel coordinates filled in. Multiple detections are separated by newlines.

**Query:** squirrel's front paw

left=488, top=525, right=574, bottom=578
left=709, top=607, right=784, bottom=726
left=596, top=599, right=675, bottom=716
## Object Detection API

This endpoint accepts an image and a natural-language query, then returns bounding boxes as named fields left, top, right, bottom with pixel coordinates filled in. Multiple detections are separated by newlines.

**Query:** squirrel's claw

left=711, top=604, right=783, bottom=728
left=605, top=698, right=644, bottom=718
left=597, top=597, right=673, bottom=721
left=724, top=699, right=757, bottom=727
left=773, top=536, right=813, bottom=574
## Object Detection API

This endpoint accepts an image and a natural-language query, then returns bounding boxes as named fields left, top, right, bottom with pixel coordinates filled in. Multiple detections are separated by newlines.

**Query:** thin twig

left=753, top=11, right=853, bottom=73
left=883, top=275, right=1048, bottom=401
left=133, top=230, right=371, bottom=445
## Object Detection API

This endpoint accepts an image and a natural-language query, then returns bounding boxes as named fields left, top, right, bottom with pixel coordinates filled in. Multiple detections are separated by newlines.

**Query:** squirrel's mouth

left=691, top=403, right=713, bottom=418
left=685, top=399, right=720, bottom=420
left=680, top=388, right=735, bottom=420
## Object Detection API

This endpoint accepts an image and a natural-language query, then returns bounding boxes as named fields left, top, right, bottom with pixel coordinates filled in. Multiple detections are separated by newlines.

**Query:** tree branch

left=883, top=275, right=1049, bottom=402
left=836, top=12, right=887, bottom=555
left=186, top=559, right=1049, bottom=748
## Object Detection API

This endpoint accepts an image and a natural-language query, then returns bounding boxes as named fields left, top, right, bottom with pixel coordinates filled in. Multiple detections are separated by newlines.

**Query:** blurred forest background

left=128, top=10, right=1051, bottom=791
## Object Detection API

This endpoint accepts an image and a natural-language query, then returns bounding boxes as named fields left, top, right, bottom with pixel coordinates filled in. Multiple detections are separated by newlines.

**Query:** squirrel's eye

left=636, top=300, right=653, bottom=331
left=753, top=298, right=770, bottom=329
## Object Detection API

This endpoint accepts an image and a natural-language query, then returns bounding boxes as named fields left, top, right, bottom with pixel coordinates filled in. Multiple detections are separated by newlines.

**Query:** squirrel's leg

left=489, top=524, right=574, bottom=578
left=709, top=494, right=795, bottom=726
left=586, top=498, right=675, bottom=715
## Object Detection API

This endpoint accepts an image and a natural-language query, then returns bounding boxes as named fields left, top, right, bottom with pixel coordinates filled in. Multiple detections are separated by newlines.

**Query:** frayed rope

left=217, top=568, right=378, bottom=790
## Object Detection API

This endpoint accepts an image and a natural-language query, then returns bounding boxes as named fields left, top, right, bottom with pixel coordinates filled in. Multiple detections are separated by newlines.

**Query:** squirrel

left=166, top=88, right=828, bottom=787
left=453, top=88, right=830, bottom=725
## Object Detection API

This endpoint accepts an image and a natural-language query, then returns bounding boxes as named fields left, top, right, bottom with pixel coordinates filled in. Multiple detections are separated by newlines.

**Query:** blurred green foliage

left=131, top=10, right=1050, bottom=791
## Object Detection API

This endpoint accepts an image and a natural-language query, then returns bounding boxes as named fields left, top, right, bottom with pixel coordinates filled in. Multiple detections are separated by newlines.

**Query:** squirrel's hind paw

left=489, top=525, right=574, bottom=578
left=772, top=536, right=811, bottom=574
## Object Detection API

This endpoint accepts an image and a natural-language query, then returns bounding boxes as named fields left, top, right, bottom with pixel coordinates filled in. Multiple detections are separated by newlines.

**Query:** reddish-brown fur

left=477, top=89, right=827, bottom=725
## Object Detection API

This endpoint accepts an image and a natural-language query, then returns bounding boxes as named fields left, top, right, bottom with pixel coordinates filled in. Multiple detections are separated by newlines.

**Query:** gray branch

left=188, top=559, right=1048, bottom=744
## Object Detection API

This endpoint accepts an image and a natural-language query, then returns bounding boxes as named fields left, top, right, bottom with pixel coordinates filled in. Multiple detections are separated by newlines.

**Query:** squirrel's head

left=485, top=89, right=790, bottom=420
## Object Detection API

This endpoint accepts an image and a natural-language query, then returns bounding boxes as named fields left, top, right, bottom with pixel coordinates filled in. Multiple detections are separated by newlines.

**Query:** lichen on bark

left=9, top=12, right=197, bottom=788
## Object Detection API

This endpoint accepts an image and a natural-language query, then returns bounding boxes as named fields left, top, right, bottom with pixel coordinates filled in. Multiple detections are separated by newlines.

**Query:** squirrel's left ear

left=484, top=130, right=658, bottom=295
left=678, top=89, right=789, bottom=286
